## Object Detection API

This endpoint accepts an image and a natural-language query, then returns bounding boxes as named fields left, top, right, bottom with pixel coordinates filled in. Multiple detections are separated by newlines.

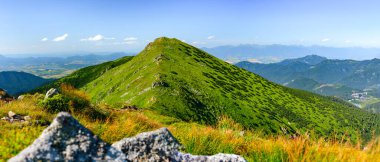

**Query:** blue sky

left=1, top=0, right=380, bottom=55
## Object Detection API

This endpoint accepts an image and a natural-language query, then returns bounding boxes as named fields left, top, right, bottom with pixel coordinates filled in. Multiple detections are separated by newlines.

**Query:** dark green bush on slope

left=39, top=94, right=69, bottom=112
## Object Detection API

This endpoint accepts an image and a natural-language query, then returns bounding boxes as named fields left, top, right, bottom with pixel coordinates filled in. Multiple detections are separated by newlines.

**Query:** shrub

left=39, top=94, right=69, bottom=112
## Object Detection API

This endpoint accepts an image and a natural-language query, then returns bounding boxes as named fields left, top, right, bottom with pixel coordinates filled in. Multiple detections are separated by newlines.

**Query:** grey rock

left=17, top=95, right=25, bottom=100
left=9, top=112, right=127, bottom=162
left=8, top=111, right=16, bottom=118
left=8, top=111, right=23, bottom=120
left=112, top=128, right=182, bottom=161
left=173, top=152, right=247, bottom=162
left=23, top=116, right=31, bottom=121
left=44, top=88, right=59, bottom=100
left=113, top=128, right=247, bottom=162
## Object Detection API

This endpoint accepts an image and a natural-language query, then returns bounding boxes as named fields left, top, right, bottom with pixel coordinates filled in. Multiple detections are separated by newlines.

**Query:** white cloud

left=321, top=38, right=330, bottom=42
left=53, top=33, right=68, bottom=42
left=207, top=35, right=215, bottom=40
left=123, top=37, right=138, bottom=44
left=81, top=34, right=116, bottom=42
left=81, top=34, right=104, bottom=41
left=41, top=37, right=48, bottom=42
left=124, top=37, right=138, bottom=41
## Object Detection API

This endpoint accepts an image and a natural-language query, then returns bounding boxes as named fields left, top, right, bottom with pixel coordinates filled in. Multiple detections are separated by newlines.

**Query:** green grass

left=2, top=95, right=380, bottom=162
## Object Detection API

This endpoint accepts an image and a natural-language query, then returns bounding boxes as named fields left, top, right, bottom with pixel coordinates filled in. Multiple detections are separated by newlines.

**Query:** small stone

left=44, top=88, right=59, bottom=100
left=9, top=112, right=127, bottom=162
left=17, top=95, right=25, bottom=100
left=23, top=116, right=31, bottom=121
left=8, top=111, right=16, bottom=118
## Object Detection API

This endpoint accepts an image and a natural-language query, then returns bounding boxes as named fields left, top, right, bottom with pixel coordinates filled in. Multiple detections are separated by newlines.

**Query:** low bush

left=39, top=94, right=69, bottom=112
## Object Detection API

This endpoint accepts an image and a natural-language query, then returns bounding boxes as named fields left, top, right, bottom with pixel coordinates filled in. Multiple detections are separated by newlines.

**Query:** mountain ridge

left=0, top=71, right=51, bottom=95
left=39, top=37, right=380, bottom=140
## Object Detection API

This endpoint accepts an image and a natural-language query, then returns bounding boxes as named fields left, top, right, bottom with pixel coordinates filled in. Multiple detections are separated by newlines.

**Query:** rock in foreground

left=112, top=128, right=182, bottom=161
left=11, top=112, right=246, bottom=162
left=8, top=112, right=127, bottom=162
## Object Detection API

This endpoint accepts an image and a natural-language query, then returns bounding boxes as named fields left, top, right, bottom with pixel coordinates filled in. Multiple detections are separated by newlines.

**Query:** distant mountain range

left=0, top=71, right=51, bottom=95
left=39, top=37, right=380, bottom=140
left=203, top=45, right=380, bottom=63
left=0, top=53, right=132, bottom=78
left=235, top=55, right=380, bottom=100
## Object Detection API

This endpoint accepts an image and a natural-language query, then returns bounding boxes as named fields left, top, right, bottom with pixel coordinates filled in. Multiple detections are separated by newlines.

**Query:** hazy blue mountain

left=0, top=53, right=132, bottom=78
left=0, top=71, right=51, bottom=95
left=279, top=55, right=327, bottom=65
left=203, top=45, right=380, bottom=63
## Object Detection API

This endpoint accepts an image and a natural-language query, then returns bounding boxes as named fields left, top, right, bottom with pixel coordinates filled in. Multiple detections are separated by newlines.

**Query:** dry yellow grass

left=1, top=94, right=380, bottom=161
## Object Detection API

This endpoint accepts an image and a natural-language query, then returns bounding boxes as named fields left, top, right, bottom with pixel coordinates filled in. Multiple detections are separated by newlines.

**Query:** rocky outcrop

left=9, top=112, right=127, bottom=162
left=44, top=88, right=59, bottom=100
left=113, top=128, right=247, bottom=162
left=1, top=111, right=31, bottom=123
left=11, top=112, right=246, bottom=162
left=112, top=128, right=182, bottom=161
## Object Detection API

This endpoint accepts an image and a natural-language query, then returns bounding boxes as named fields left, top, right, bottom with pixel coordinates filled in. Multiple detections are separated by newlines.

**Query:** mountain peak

left=74, top=38, right=380, bottom=138
left=280, top=54, right=327, bottom=65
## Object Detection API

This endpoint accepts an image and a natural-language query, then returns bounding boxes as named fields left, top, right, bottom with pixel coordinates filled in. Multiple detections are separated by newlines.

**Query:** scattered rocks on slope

left=1, top=111, right=31, bottom=123
left=112, top=128, right=182, bottom=161
left=44, top=88, right=59, bottom=100
left=11, top=112, right=247, bottom=162
left=9, top=112, right=127, bottom=162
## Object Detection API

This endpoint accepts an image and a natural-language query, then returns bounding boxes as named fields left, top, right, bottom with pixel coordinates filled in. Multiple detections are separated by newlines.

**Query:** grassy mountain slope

left=236, top=58, right=380, bottom=98
left=284, top=77, right=357, bottom=100
left=0, top=71, right=51, bottom=95
left=77, top=37, right=379, bottom=140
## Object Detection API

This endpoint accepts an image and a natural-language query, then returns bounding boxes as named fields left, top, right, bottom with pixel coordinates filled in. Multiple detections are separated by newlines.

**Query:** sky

left=1, top=0, right=380, bottom=56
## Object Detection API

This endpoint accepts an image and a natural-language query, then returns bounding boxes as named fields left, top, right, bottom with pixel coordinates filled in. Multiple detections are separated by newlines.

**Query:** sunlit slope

left=80, top=37, right=379, bottom=139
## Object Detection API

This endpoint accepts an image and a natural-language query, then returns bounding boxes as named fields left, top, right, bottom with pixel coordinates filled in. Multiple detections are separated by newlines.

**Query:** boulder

left=44, top=88, right=59, bottom=100
left=112, top=128, right=247, bottom=162
left=112, top=128, right=181, bottom=161
left=10, top=113, right=246, bottom=161
left=9, top=112, right=127, bottom=162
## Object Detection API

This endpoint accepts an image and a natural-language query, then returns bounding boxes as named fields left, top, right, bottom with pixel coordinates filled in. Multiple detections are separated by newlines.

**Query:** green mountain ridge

left=0, top=71, right=51, bottom=95
left=40, top=37, right=380, bottom=140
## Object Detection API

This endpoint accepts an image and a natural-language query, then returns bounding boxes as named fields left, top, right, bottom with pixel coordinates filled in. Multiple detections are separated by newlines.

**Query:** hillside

left=236, top=57, right=380, bottom=99
left=36, top=37, right=378, bottom=140
left=0, top=71, right=51, bottom=95
left=284, top=77, right=357, bottom=100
